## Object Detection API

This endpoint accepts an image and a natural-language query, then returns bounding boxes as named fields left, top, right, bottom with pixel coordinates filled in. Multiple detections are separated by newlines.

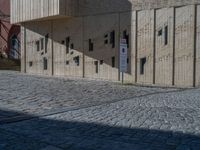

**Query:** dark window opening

left=100, top=60, right=104, bottom=65
left=104, top=40, right=108, bottom=44
left=70, top=51, right=74, bottom=55
left=140, top=57, right=146, bottom=75
left=66, top=37, right=70, bottom=54
left=41, top=52, right=44, bottom=55
left=164, top=25, right=168, bottom=45
left=74, top=56, right=80, bottom=66
left=112, top=56, right=115, bottom=68
left=110, top=30, right=115, bottom=48
left=29, top=61, right=33, bottom=67
left=41, top=38, right=44, bottom=50
left=70, top=43, right=74, bottom=49
left=89, top=39, right=94, bottom=51
left=43, top=57, right=48, bottom=70
left=66, top=61, right=69, bottom=65
left=36, top=41, right=40, bottom=51
left=127, top=58, right=129, bottom=64
left=158, top=29, right=162, bottom=36
left=104, top=34, right=108, bottom=45
left=123, top=30, right=129, bottom=48
left=94, top=61, right=98, bottom=73
left=45, top=34, right=49, bottom=53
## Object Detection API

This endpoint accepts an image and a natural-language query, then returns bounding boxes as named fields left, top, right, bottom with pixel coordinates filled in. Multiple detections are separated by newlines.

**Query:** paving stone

left=0, top=71, right=200, bottom=149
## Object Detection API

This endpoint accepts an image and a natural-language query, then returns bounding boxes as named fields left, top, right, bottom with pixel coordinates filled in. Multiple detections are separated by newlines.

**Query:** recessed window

left=36, top=41, right=40, bottom=51
left=73, top=56, right=80, bottom=66
left=41, top=38, right=44, bottom=50
left=45, top=34, right=49, bottom=53
left=43, top=57, right=48, bottom=70
left=123, top=30, right=129, bottom=48
left=100, top=60, right=104, bottom=65
left=127, top=58, right=129, bottom=64
left=140, top=57, right=146, bottom=75
left=66, top=61, right=69, bottom=65
left=104, top=34, right=108, bottom=45
left=112, top=56, right=115, bottom=68
left=94, top=61, right=98, bottom=73
left=61, top=40, right=65, bottom=44
left=66, top=37, right=70, bottom=54
left=70, top=51, right=74, bottom=55
left=89, top=39, right=94, bottom=51
left=158, top=29, right=162, bottom=36
left=29, top=61, right=33, bottom=67
left=110, top=30, right=115, bottom=48
left=164, top=25, right=168, bottom=45
left=70, top=43, right=74, bottom=49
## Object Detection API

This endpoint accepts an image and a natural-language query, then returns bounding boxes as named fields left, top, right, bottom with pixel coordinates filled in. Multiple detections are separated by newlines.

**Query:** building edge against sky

left=11, top=0, right=200, bottom=87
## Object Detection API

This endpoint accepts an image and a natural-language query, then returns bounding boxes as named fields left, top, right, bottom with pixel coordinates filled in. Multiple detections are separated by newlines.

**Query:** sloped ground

left=0, top=71, right=200, bottom=150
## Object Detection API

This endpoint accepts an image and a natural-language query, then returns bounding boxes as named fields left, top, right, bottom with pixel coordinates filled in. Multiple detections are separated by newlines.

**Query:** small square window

left=61, top=40, right=65, bottom=45
left=73, top=56, right=80, bottom=66
left=100, top=60, right=104, bottom=65
left=66, top=61, right=69, bottom=65
left=158, top=29, right=162, bottom=36
left=70, top=43, right=74, bottom=49
left=29, top=61, right=33, bottom=67
left=104, top=40, right=108, bottom=44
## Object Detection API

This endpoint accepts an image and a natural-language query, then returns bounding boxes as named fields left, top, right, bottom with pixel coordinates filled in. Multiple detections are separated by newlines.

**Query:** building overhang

left=10, top=0, right=75, bottom=24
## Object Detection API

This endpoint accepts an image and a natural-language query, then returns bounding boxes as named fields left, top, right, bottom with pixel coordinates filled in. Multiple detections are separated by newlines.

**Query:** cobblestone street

left=0, top=71, right=200, bottom=150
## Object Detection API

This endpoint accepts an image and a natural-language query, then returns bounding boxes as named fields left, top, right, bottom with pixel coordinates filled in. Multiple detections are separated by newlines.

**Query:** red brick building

left=0, top=0, right=20, bottom=59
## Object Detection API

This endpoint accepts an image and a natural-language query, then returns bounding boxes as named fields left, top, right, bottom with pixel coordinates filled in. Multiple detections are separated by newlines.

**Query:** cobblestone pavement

left=0, top=71, right=200, bottom=150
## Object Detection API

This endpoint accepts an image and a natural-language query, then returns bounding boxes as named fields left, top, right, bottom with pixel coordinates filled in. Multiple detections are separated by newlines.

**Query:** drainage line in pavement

left=0, top=88, right=188, bottom=125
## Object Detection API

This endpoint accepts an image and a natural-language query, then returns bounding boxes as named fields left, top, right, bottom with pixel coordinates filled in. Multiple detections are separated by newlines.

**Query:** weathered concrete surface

left=0, top=71, right=200, bottom=150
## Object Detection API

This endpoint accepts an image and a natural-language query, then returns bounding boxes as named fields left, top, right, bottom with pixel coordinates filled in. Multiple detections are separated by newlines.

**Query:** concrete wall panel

left=137, top=10, right=154, bottom=84
left=175, top=5, right=194, bottom=87
left=196, top=5, right=200, bottom=86
left=83, top=14, right=119, bottom=81
left=155, top=8, right=174, bottom=86
left=52, top=18, right=83, bottom=77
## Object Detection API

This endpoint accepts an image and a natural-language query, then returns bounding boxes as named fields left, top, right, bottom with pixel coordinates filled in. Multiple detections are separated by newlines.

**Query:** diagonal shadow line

left=0, top=87, right=189, bottom=125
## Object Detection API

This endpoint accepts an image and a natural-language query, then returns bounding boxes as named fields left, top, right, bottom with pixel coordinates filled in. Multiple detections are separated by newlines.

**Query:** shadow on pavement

left=0, top=109, right=200, bottom=150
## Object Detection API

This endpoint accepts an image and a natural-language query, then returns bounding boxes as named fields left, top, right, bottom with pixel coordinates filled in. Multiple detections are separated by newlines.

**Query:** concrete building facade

left=11, top=0, right=200, bottom=87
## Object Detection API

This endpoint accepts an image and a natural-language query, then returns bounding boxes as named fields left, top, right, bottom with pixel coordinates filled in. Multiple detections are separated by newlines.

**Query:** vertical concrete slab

left=155, top=8, right=174, bottom=86
left=52, top=18, right=83, bottom=77
left=175, top=5, right=194, bottom=87
left=196, top=5, right=200, bottom=86
left=120, top=11, right=135, bottom=83
left=137, top=9, right=154, bottom=84
left=83, top=13, right=119, bottom=81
